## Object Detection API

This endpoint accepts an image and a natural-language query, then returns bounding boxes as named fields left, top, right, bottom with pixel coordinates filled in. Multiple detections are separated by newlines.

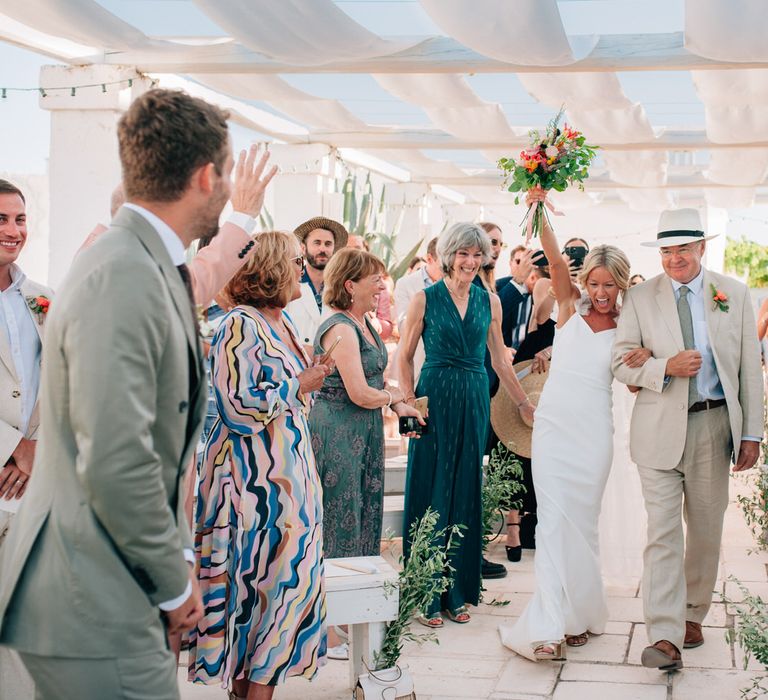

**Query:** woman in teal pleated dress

left=399, top=222, right=534, bottom=626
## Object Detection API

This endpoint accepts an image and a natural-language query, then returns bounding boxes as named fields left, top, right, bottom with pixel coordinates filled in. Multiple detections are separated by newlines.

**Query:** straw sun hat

left=641, top=208, right=718, bottom=248
left=490, top=359, right=549, bottom=459
left=293, top=216, right=349, bottom=249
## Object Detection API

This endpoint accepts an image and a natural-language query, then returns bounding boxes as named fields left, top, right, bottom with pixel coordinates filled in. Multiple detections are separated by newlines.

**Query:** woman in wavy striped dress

left=188, top=232, right=333, bottom=700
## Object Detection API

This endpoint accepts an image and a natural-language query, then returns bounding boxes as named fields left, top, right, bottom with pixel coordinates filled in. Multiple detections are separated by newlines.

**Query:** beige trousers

left=0, top=511, right=35, bottom=700
left=637, top=404, right=732, bottom=652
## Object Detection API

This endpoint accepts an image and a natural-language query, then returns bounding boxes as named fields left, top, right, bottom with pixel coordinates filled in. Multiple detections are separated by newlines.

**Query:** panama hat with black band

left=293, top=216, right=349, bottom=249
left=641, top=208, right=718, bottom=248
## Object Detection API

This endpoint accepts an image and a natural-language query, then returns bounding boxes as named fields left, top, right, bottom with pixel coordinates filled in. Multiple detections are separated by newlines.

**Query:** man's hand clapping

left=230, top=145, right=278, bottom=218
left=665, top=350, right=702, bottom=378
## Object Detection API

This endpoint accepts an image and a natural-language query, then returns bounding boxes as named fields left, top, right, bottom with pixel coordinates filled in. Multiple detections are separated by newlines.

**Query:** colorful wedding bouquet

left=498, top=108, right=598, bottom=240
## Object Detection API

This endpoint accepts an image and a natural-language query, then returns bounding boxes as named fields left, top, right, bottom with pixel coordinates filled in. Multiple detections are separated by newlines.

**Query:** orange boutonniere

left=710, top=284, right=729, bottom=312
left=26, top=295, right=50, bottom=324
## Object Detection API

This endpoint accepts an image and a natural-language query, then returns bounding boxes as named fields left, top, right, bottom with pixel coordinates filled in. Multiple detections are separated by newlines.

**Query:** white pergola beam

left=94, top=33, right=768, bottom=74
left=301, top=128, right=768, bottom=152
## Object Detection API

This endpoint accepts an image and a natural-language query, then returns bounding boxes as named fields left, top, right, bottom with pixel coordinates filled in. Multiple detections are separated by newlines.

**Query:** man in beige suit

left=0, top=89, right=236, bottom=699
left=0, top=179, right=49, bottom=699
left=613, top=209, right=763, bottom=670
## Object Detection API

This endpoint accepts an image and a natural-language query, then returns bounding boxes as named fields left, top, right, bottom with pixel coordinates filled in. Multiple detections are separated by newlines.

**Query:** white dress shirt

left=122, top=203, right=194, bottom=610
left=670, top=268, right=724, bottom=402
left=0, top=264, right=42, bottom=437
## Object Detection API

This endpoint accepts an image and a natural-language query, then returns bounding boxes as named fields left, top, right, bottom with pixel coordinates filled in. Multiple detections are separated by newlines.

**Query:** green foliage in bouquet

left=375, top=508, right=463, bottom=670
left=482, top=442, right=526, bottom=552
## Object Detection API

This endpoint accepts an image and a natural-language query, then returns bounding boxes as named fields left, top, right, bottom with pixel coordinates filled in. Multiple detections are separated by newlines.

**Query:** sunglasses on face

left=291, top=255, right=305, bottom=268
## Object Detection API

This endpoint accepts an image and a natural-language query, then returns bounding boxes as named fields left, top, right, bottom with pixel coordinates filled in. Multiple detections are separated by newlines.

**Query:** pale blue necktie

left=677, top=285, right=699, bottom=407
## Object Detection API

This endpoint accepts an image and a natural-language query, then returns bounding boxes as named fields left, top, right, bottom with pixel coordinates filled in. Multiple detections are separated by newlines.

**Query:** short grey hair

left=437, top=222, right=491, bottom=275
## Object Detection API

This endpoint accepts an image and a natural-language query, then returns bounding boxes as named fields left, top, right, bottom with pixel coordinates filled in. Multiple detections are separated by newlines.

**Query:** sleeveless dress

left=310, top=312, right=387, bottom=558
left=403, top=280, right=491, bottom=616
left=188, top=307, right=326, bottom=686
left=499, top=312, right=614, bottom=659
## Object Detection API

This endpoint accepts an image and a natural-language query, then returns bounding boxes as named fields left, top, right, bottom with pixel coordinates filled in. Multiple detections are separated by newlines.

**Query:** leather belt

left=689, top=398, right=726, bottom=413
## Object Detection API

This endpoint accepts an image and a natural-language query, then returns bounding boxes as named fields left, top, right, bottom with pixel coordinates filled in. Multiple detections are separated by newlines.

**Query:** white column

left=267, top=144, right=339, bottom=230
left=40, top=65, right=150, bottom=287
left=384, top=183, right=430, bottom=256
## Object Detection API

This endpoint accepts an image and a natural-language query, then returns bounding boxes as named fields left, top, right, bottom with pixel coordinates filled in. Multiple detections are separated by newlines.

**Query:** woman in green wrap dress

left=399, top=222, right=534, bottom=626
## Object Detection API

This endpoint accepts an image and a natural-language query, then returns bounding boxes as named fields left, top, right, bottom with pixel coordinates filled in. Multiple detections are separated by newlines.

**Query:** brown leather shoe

left=641, top=640, right=683, bottom=670
left=684, top=621, right=704, bottom=649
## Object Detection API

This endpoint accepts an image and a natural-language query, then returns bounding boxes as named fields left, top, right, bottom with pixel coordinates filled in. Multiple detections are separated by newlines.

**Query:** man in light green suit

left=0, top=89, right=235, bottom=699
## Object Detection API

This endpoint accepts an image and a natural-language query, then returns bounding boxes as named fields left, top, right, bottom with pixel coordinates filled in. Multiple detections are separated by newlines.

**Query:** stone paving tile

left=493, top=654, right=560, bottom=696
left=405, top=654, right=506, bottom=679
left=703, top=602, right=728, bottom=627
left=722, top=557, right=767, bottom=582
left=627, top=624, right=733, bottom=670
left=734, top=638, right=765, bottom=672
left=564, top=633, right=629, bottom=664
left=552, top=680, right=667, bottom=699
left=487, top=571, right=537, bottom=593
left=606, top=582, right=641, bottom=598
left=605, top=621, right=633, bottom=635
left=607, top=596, right=645, bottom=623
left=560, top=662, right=667, bottom=685
left=724, top=579, right=768, bottom=605
left=478, top=595, right=532, bottom=617
left=671, top=667, right=762, bottom=699
left=402, top=612, right=512, bottom=660
left=408, top=672, right=497, bottom=697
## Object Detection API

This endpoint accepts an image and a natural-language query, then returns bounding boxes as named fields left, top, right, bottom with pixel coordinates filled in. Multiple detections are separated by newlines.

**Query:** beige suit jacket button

left=11, top=390, right=20, bottom=398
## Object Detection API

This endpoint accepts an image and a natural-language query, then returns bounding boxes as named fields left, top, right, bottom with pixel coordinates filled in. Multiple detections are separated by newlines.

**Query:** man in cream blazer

left=613, top=209, right=763, bottom=671
left=0, top=179, right=49, bottom=700
left=0, top=89, right=235, bottom=700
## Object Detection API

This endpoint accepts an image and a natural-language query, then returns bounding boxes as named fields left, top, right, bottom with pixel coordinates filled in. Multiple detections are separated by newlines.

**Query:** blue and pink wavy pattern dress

left=188, top=306, right=326, bottom=687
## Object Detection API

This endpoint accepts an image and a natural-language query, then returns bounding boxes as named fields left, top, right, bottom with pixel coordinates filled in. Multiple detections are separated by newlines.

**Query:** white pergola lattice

left=2, top=0, right=765, bottom=283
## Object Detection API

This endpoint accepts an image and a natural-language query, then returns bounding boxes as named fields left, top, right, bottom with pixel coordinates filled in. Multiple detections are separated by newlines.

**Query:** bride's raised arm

left=525, top=188, right=577, bottom=326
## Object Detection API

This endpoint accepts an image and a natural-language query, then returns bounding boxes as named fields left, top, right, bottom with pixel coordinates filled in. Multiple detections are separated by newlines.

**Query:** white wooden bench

left=325, top=555, right=399, bottom=689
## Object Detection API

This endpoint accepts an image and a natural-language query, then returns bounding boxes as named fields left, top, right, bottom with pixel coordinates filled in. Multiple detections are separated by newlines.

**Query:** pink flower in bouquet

left=545, top=145, right=559, bottom=159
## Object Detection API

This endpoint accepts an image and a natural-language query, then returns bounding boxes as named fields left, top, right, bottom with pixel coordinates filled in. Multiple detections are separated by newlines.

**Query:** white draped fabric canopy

left=1, top=0, right=768, bottom=214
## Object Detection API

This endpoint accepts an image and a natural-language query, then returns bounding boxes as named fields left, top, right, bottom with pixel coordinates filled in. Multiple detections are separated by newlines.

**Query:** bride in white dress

left=499, top=189, right=649, bottom=660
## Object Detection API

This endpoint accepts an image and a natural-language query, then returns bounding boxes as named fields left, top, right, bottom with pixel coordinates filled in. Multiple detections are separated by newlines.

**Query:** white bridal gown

left=500, top=311, right=614, bottom=660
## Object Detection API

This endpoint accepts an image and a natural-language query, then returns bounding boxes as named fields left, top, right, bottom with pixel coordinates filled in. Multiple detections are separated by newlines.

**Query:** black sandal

left=506, top=522, right=522, bottom=562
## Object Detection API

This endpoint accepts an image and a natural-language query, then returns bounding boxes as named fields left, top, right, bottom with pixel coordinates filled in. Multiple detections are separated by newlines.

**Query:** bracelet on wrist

left=383, top=389, right=393, bottom=408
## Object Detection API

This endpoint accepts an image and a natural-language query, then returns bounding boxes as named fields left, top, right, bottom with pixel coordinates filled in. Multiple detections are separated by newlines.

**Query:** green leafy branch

left=375, top=508, right=463, bottom=670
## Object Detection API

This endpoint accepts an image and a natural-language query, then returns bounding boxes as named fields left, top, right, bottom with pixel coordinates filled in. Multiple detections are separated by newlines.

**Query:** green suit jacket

left=0, top=207, right=205, bottom=657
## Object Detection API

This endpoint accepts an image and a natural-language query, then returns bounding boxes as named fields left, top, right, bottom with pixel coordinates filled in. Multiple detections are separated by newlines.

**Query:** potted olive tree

left=354, top=507, right=462, bottom=700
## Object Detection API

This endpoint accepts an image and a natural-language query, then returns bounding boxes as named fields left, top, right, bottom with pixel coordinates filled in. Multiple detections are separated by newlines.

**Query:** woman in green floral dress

left=310, top=248, right=423, bottom=558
